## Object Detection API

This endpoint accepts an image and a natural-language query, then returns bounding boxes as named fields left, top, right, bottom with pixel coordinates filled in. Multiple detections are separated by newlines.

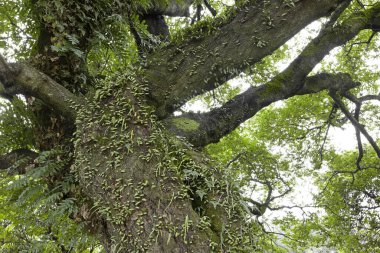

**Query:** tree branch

left=0, top=149, right=38, bottom=173
left=163, top=2, right=380, bottom=147
left=0, top=54, right=15, bottom=89
left=330, top=91, right=380, bottom=159
left=343, top=92, right=364, bottom=170
left=0, top=55, right=84, bottom=121
left=145, top=0, right=348, bottom=118
left=165, top=73, right=359, bottom=147
left=203, top=0, right=217, bottom=16
left=142, top=0, right=194, bottom=17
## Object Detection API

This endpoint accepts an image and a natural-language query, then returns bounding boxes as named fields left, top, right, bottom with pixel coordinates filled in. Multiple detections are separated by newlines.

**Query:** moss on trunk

left=72, top=71, right=256, bottom=252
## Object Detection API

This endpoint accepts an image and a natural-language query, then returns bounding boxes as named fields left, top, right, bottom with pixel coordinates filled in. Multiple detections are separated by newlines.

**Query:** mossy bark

left=72, top=76, right=253, bottom=252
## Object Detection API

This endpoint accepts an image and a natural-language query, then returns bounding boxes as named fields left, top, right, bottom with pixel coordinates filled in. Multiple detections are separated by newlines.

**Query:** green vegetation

left=0, top=0, right=379, bottom=252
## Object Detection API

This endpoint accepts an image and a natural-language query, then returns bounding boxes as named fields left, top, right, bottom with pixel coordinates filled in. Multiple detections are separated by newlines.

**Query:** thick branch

left=164, top=2, right=380, bottom=147
left=0, top=149, right=38, bottom=172
left=0, top=57, right=83, bottom=121
left=0, top=54, right=15, bottom=88
left=145, top=0, right=347, bottom=117
left=165, top=73, right=360, bottom=147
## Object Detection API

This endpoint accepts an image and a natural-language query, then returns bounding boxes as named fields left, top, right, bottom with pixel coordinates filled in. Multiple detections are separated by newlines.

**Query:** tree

left=0, top=0, right=379, bottom=252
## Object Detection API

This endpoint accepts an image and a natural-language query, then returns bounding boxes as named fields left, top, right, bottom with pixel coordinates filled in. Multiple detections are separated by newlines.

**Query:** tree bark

left=2, top=1, right=380, bottom=252
left=73, top=76, right=252, bottom=252
left=145, top=0, right=346, bottom=118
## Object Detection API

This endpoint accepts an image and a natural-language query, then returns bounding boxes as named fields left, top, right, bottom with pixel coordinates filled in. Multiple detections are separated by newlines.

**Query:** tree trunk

left=73, top=73, right=253, bottom=252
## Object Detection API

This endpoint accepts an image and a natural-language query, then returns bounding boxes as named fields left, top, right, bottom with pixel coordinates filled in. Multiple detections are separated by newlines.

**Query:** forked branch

left=164, top=2, right=380, bottom=147
left=146, top=0, right=346, bottom=117
left=329, top=91, right=380, bottom=159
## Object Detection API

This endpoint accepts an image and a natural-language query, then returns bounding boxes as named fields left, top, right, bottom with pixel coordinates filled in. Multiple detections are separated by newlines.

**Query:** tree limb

left=165, top=73, right=359, bottom=147
left=0, top=54, right=15, bottom=89
left=163, top=2, right=380, bottom=147
left=0, top=55, right=84, bottom=121
left=204, top=0, right=217, bottom=16
left=0, top=149, right=38, bottom=173
left=342, top=92, right=364, bottom=170
left=330, top=91, right=380, bottom=159
left=145, top=0, right=348, bottom=118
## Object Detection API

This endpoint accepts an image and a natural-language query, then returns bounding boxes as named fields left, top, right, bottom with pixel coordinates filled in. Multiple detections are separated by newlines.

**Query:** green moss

left=170, top=117, right=200, bottom=132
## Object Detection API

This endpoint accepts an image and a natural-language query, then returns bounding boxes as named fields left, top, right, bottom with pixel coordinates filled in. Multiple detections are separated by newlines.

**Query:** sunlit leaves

left=0, top=0, right=37, bottom=59
left=281, top=149, right=380, bottom=252
left=0, top=98, right=35, bottom=154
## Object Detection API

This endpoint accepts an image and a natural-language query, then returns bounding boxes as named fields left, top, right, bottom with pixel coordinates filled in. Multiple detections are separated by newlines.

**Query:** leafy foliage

left=0, top=150, right=102, bottom=252
left=0, top=98, right=35, bottom=153
left=0, top=0, right=380, bottom=252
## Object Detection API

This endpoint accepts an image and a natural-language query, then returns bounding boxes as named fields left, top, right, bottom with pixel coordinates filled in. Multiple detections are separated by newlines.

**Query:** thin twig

left=346, top=31, right=378, bottom=55
left=318, top=104, right=337, bottom=164
left=257, top=221, right=305, bottom=244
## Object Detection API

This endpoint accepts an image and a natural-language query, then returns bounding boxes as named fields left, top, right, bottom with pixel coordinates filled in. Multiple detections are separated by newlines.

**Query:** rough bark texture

left=165, top=73, right=360, bottom=147
left=72, top=76, right=251, bottom=252
left=1, top=0, right=380, bottom=252
left=163, top=1, right=380, bottom=147
left=145, top=0, right=346, bottom=117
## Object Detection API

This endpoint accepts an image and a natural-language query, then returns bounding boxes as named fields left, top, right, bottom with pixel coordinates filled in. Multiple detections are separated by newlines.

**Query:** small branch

left=127, top=14, right=144, bottom=57
left=191, top=4, right=203, bottom=24
left=322, top=0, right=351, bottom=29
left=353, top=101, right=364, bottom=170
left=225, top=152, right=244, bottom=168
left=318, top=104, right=337, bottom=165
left=244, top=198, right=263, bottom=216
left=268, top=204, right=321, bottom=212
left=257, top=221, right=305, bottom=244
left=359, top=94, right=380, bottom=102
left=356, top=0, right=365, bottom=9
left=243, top=163, right=292, bottom=216
left=203, top=0, right=217, bottom=16
left=346, top=31, right=378, bottom=55
left=4, top=11, right=31, bottom=39
left=330, top=91, right=380, bottom=159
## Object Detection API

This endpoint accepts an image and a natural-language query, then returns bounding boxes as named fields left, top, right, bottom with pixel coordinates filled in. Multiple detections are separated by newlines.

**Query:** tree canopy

left=0, top=0, right=379, bottom=252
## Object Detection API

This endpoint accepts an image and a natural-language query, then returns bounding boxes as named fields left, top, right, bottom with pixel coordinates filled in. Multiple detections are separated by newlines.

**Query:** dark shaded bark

left=142, top=0, right=194, bottom=17
left=0, top=56, right=83, bottom=121
left=141, top=14, right=170, bottom=38
left=0, top=149, right=38, bottom=173
left=0, top=54, right=15, bottom=89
